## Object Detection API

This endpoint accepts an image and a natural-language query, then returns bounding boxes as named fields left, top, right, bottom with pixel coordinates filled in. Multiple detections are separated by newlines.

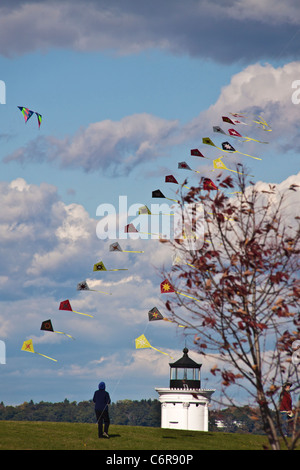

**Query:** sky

left=0, top=0, right=299, bottom=408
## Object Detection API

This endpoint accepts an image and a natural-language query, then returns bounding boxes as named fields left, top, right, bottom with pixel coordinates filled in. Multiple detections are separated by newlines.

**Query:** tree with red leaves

left=161, top=168, right=300, bottom=450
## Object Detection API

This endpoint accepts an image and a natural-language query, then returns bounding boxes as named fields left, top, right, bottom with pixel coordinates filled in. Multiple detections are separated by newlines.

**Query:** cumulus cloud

left=0, top=178, right=98, bottom=298
left=184, top=61, right=300, bottom=153
left=0, top=0, right=299, bottom=62
left=4, top=114, right=179, bottom=176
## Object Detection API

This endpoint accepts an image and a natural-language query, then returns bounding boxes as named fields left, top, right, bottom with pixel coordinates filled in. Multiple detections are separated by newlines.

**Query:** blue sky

left=0, top=0, right=299, bottom=408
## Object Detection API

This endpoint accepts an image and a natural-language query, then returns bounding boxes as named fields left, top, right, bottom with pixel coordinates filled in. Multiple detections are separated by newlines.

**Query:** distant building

left=215, top=419, right=225, bottom=428
left=155, top=348, right=215, bottom=431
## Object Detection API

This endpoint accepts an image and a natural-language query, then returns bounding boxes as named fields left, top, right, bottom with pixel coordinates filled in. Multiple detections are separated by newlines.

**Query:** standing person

left=279, top=382, right=293, bottom=436
left=93, top=381, right=111, bottom=438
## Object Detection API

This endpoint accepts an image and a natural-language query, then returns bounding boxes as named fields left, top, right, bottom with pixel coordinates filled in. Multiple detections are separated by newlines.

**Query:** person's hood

left=98, top=382, right=106, bottom=390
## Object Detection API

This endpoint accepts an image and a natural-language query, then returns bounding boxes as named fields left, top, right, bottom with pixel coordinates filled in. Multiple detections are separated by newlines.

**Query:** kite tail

left=176, top=291, right=202, bottom=302
left=108, top=269, right=128, bottom=271
left=151, top=346, right=174, bottom=359
left=36, top=352, right=57, bottom=362
left=166, top=197, right=180, bottom=202
left=89, top=289, right=112, bottom=295
left=54, top=330, right=75, bottom=340
left=163, top=318, right=186, bottom=328
left=72, top=310, right=94, bottom=318
left=240, top=152, right=262, bottom=160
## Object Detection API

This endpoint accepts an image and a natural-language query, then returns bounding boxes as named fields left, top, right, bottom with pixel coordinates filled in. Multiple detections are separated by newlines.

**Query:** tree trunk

left=258, top=397, right=281, bottom=450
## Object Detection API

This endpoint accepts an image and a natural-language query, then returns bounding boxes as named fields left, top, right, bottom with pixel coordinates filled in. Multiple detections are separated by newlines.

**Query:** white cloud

left=5, top=113, right=179, bottom=175
left=183, top=61, right=300, bottom=157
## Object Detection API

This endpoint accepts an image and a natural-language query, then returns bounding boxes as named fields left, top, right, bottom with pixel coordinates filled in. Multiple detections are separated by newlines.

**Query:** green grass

left=0, top=420, right=284, bottom=450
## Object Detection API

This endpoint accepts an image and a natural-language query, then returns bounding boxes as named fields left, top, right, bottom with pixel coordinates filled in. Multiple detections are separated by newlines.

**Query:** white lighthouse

left=155, top=348, right=215, bottom=432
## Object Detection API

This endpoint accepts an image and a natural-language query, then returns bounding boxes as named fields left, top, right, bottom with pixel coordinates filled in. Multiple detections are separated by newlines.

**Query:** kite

left=35, top=112, right=42, bottom=129
left=18, top=106, right=34, bottom=123
left=251, top=115, right=272, bottom=132
left=202, top=137, right=261, bottom=161
left=152, top=189, right=179, bottom=203
left=138, top=205, right=152, bottom=214
left=165, top=175, right=178, bottom=184
left=229, top=113, right=272, bottom=132
left=41, top=319, right=75, bottom=339
left=135, top=334, right=173, bottom=358
left=93, top=260, right=128, bottom=272
left=213, top=126, right=227, bottom=136
left=148, top=306, right=164, bottom=321
left=165, top=175, right=190, bottom=189
left=172, top=252, right=195, bottom=269
left=124, top=223, right=139, bottom=233
left=227, top=128, right=268, bottom=144
left=222, top=115, right=247, bottom=126
left=202, top=177, right=218, bottom=191
left=18, top=106, right=42, bottom=127
left=109, top=242, right=144, bottom=253
left=178, top=162, right=201, bottom=173
left=160, top=278, right=202, bottom=302
left=77, top=280, right=91, bottom=291
left=124, top=223, right=165, bottom=239
left=59, top=299, right=94, bottom=318
left=138, top=204, right=174, bottom=216
left=21, top=339, right=57, bottom=362
left=148, top=306, right=186, bottom=328
left=190, top=149, right=210, bottom=160
left=212, top=156, right=254, bottom=177
left=76, top=280, right=112, bottom=295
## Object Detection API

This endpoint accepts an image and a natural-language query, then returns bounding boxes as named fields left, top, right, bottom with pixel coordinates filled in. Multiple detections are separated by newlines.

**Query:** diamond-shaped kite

left=160, top=279, right=202, bottom=302
left=152, top=189, right=179, bottom=203
left=135, top=334, right=173, bottom=358
left=178, top=161, right=201, bottom=173
left=59, top=299, right=93, bottom=318
left=21, top=339, right=57, bottom=362
left=165, top=175, right=190, bottom=189
left=148, top=306, right=186, bottom=328
left=93, top=260, right=128, bottom=272
left=109, top=242, right=144, bottom=253
left=212, top=156, right=254, bottom=177
left=41, top=319, right=75, bottom=339
left=76, top=279, right=112, bottom=295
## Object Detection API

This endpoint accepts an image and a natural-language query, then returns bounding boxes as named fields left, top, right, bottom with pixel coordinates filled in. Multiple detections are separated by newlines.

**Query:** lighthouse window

left=178, top=368, right=196, bottom=380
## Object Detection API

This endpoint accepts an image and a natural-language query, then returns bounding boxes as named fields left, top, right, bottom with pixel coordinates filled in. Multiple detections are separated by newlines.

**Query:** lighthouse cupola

left=169, top=347, right=201, bottom=390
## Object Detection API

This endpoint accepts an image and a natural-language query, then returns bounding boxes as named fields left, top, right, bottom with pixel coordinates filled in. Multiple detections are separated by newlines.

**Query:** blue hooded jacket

left=93, top=382, right=111, bottom=410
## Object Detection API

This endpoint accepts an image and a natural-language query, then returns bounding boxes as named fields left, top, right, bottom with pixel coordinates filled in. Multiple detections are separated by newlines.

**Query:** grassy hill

left=0, top=420, right=292, bottom=450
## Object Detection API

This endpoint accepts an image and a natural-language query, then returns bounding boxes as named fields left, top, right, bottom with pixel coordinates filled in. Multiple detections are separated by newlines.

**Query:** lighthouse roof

left=169, top=347, right=201, bottom=369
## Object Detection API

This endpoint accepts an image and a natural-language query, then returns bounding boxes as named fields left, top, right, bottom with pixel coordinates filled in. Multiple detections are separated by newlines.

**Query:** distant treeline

left=0, top=399, right=265, bottom=433
left=0, top=399, right=161, bottom=427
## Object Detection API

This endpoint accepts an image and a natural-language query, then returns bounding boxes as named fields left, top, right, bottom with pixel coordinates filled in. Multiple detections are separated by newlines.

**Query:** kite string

left=97, top=319, right=149, bottom=425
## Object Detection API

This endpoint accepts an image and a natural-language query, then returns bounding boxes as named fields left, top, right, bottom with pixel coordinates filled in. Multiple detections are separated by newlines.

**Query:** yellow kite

left=93, top=261, right=128, bottom=272
left=212, top=156, right=254, bottom=177
left=135, top=334, right=173, bottom=358
left=21, top=339, right=57, bottom=362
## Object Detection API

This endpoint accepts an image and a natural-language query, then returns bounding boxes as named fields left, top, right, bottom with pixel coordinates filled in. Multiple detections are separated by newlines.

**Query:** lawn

left=0, top=420, right=282, bottom=451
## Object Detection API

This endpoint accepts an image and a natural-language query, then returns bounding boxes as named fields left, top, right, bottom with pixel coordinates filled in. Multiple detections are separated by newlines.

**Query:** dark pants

left=95, top=408, right=110, bottom=437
